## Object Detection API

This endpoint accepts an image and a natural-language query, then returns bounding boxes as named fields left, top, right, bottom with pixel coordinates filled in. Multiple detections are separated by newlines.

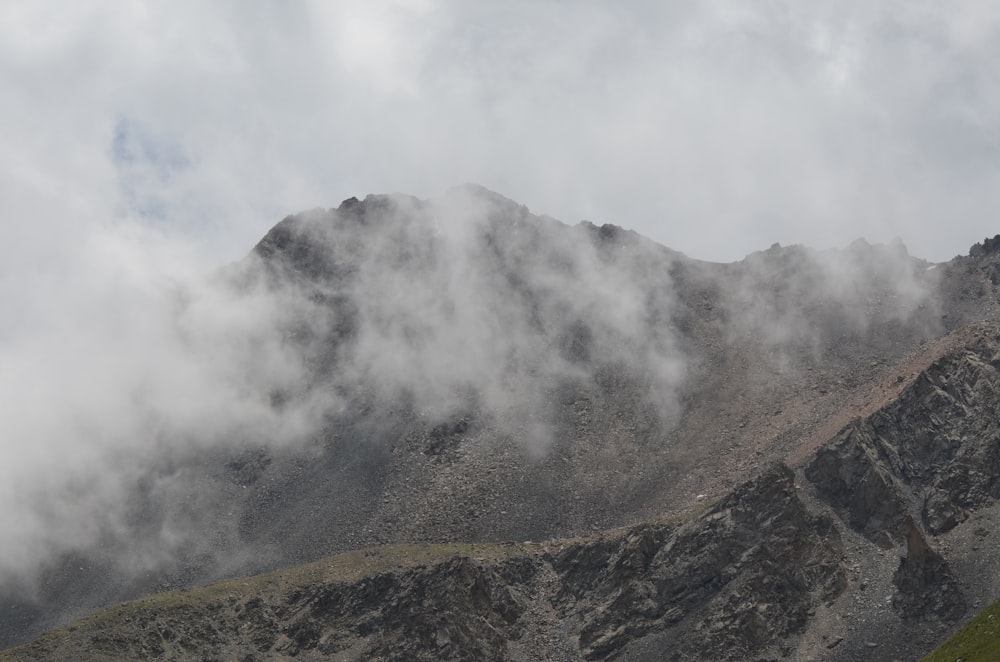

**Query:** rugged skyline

left=3, top=187, right=1000, bottom=658
left=4, top=1, right=1000, bottom=269
left=3, top=191, right=1000, bottom=659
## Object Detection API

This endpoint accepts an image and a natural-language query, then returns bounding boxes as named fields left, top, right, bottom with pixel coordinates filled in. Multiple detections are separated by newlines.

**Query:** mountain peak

left=7, top=188, right=1000, bottom=660
left=969, top=233, right=1000, bottom=257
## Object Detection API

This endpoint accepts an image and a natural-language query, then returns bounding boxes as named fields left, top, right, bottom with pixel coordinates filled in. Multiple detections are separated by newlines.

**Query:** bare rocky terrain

left=4, top=186, right=1000, bottom=659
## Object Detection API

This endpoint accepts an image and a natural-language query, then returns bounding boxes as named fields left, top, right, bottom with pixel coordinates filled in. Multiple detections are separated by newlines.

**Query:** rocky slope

left=8, top=314, right=1000, bottom=661
left=4, top=187, right=1000, bottom=657
left=3, top=465, right=847, bottom=661
left=8, top=324, right=1000, bottom=659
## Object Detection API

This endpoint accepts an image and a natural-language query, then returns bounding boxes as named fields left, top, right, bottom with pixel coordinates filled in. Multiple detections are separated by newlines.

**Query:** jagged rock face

left=268, top=556, right=537, bottom=660
left=969, top=234, right=1000, bottom=258
left=806, top=328, right=1000, bottom=547
left=806, top=422, right=911, bottom=548
left=552, top=465, right=845, bottom=661
left=2, top=466, right=846, bottom=662
left=892, top=521, right=965, bottom=622
left=796, top=325, right=1000, bottom=642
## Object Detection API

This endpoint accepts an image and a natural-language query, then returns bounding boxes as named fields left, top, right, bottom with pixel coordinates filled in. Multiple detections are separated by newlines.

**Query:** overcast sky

left=3, top=0, right=1000, bottom=270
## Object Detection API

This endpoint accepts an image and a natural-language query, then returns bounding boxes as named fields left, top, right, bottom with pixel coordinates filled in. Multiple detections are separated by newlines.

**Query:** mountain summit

left=4, top=187, right=1000, bottom=660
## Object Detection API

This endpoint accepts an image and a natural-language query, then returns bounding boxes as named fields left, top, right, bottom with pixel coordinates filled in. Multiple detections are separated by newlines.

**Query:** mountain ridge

left=4, top=186, right=1000, bottom=658
left=9, top=312, right=1000, bottom=659
left=0, top=464, right=847, bottom=661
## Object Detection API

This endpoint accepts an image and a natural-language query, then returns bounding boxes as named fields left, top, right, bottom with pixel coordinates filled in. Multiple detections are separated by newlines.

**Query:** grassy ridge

left=0, top=540, right=543, bottom=661
left=0, top=494, right=716, bottom=661
left=922, top=599, right=1000, bottom=662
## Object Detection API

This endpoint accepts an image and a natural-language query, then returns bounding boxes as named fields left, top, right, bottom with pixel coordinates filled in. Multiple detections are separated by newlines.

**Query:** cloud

left=0, top=219, right=328, bottom=582
left=251, top=187, right=688, bottom=451
left=720, top=238, right=940, bottom=369
left=0, top=180, right=691, bottom=594
left=4, top=1, right=1000, bottom=266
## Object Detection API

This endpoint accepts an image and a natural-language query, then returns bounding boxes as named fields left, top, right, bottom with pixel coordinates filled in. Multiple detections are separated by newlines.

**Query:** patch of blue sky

left=111, top=117, right=192, bottom=222
left=111, top=117, right=191, bottom=181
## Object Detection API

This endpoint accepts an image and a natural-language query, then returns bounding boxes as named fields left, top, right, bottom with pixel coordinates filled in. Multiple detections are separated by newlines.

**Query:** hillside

left=3, top=466, right=845, bottom=661
left=7, top=319, right=1000, bottom=659
left=4, top=186, right=1000, bottom=658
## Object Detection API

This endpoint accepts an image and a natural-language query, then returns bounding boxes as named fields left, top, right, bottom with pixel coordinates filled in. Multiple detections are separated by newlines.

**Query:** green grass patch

left=922, top=598, right=1000, bottom=662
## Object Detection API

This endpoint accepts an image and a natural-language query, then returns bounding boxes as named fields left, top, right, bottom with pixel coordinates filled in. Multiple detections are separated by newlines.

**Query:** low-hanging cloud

left=0, top=184, right=693, bottom=594
left=254, top=186, right=689, bottom=451
left=721, top=239, right=940, bottom=364
left=0, top=222, right=328, bottom=584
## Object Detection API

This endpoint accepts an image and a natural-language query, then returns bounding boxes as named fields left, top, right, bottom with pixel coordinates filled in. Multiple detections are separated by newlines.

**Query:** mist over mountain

left=4, top=186, right=1000, bottom=659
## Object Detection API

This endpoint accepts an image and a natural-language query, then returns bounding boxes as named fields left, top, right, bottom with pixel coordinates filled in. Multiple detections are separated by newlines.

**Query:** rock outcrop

left=892, top=520, right=965, bottom=622
left=801, top=329, right=1000, bottom=630
left=552, top=465, right=845, bottom=661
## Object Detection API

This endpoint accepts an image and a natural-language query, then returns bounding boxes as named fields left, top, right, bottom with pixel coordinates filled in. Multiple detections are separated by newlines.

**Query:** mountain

left=4, top=185, right=1000, bottom=659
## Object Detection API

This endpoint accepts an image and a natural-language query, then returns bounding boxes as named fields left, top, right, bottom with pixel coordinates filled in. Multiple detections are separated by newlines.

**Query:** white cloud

left=5, top=0, right=1000, bottom=264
